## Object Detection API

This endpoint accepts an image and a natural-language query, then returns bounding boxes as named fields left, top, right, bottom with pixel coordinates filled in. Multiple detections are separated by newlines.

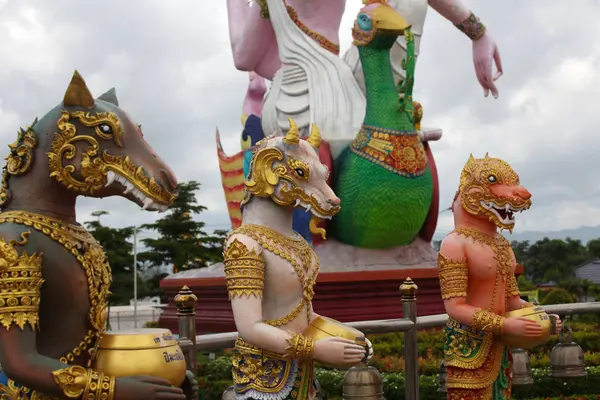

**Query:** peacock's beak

left=372, top=5, right=411, bottom=35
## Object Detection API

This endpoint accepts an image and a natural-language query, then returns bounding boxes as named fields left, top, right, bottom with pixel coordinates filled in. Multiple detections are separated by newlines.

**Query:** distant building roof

left=575, top=258, right=600, bottom=284
left=537, top=281, right=557, bottom=288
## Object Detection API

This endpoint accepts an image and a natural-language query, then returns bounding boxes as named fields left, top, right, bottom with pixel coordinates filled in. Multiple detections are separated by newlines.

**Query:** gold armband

left=507, top=274, right=520, bottom=298
left=285, top=332, right=314, bottom=360
left=455, top=12, right=487, bottom=41
left=223, top=238, right=265, bottom=300
left=471, top=309, right=504, bottom=336
left=0, top=235, right=44, bottom=331
left=255, top=0, right=269, bottom=18
left=437, top=253, right=468, bottom=300
left=52, top=365, right=115, bottom=399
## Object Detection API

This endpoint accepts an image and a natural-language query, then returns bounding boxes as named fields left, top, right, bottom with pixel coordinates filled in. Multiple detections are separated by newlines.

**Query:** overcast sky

left=0, top=0, right=598, bottom=242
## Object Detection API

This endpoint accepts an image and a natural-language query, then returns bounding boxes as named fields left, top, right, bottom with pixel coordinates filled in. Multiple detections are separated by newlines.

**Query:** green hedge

left=197, top=363, right=600, bottom=399
left=197, top=322, right=600, bottom=398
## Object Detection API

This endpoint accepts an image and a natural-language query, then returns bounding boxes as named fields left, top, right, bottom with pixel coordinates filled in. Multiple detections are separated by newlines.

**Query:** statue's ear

left=63, top=70, right=95, bottom=108
left=97, top=87, right=119, bottom=106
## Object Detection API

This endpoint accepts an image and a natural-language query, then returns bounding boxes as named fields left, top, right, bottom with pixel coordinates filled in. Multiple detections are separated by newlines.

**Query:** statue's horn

left=283, top=118, right=300, bottom=145
left=63, top=70, right=95, bottom=109
left=484, top=152, right=490, bottom=158
left=306, top=124, right=322, bottom=149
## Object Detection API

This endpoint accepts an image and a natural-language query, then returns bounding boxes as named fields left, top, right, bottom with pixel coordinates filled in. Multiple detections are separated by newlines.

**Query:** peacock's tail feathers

left=216, top=128, right=245, bottom=229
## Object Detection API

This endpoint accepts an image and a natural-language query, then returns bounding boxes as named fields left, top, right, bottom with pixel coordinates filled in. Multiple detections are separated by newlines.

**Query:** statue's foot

left=315, top=237, right=437, bottom=272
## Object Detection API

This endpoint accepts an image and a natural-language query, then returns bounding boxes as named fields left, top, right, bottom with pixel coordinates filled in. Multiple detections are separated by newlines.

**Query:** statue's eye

left=99, top=124, right=113, bottom=134
left=357, top=13, right=372, bottom=30
left=488, top=175, right=497, bottom=183
left=295, top=168, right=306, bottom=178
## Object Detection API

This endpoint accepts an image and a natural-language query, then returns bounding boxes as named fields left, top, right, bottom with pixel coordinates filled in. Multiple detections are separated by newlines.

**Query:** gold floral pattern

left=0, top=210, right=111, bottom=364
left=51, top=365, right=115, bottom=399
left=223, top=239, right=265, bottom=300
left=444, top=319, right=493, bottom=370
left=233, top=337, right=292, bottom=393
left=350, top=125, right=427, bottom=177
left=506, top=274, right=520, bottom=298
left=0, top=232, right=44, bottom=331
left=0, top=379, right=58, bottom=399
left=437, top=253, right=468, bottom=300
left=47, top=110, right=175, bottom=205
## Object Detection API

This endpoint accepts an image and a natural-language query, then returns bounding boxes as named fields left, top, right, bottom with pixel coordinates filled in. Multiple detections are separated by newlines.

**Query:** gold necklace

left=0, top=210, right=111, bottom=364
left=232, top=224, right=318, bottom=325
left=454, top=227, right=513, bottom=312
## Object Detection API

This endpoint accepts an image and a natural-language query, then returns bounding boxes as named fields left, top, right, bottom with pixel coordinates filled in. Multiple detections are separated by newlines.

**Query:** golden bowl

left=501, top=306, right=552, bottom=349
left=93, top=328, right=187, bottom=386
left=303, top=316, right=366, bottom=369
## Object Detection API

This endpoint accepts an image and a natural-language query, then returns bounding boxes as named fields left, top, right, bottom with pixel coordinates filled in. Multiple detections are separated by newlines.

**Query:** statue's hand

left=181, top=370, right=199, bottom=400
left=503, top=317, right=544, bottom=338
left=364, top=338, right=374, bottom=362
left=472, top=33, right=503, bottom=99
left=549, top=314, right=562, bottom=335
left=314, top=337, right=365, bottom=367
left=114, top=376, right=186, bottom=400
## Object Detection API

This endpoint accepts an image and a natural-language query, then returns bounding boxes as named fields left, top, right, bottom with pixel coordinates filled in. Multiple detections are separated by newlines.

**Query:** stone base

left=315, top=237, right=437, bottom=273
left=166, top=239, right=437, bottom=280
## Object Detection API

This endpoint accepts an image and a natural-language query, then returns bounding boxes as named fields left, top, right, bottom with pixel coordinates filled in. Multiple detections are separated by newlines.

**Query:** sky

left=0, top=0, right=598, bottom=243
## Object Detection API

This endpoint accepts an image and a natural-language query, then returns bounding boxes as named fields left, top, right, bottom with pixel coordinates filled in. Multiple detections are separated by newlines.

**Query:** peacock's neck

left=358, top=41, right=412, bottom=131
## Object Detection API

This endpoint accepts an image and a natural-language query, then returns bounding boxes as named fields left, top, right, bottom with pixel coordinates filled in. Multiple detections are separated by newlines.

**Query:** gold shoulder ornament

left=51, top=365, right=115, bottom=399
left=437, top=252, right=468, bottom=300
left=0, top=232, right=44, bottom=331
left=506, top=273, right=520, bottom=298
left=223, top=238, right=265, bottom=300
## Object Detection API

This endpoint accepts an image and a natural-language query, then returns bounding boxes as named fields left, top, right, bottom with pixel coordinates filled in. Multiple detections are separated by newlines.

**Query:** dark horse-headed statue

left=0, top=71, right=195, bottom=399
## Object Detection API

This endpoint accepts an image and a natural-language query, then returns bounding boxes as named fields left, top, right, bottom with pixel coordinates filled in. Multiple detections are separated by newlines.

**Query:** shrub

left=196, top=321, right=600, bottom=398
left=541, top=288, right=576, bottom=305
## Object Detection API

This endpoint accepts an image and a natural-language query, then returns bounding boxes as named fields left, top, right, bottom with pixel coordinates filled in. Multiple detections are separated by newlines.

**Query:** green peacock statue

left=330, top=0, right=435, bottom=249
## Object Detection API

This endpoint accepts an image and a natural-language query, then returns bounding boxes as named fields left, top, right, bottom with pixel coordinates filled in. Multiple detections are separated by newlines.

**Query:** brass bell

left=438, top=359, right=447, bottom=393
left=222, top=386, right=236, bottom=400
left=511, top=348, right=533, bottom=386
left=549, top=323, right=586, bottom=378
left=342, top=363, right=385, bottom=400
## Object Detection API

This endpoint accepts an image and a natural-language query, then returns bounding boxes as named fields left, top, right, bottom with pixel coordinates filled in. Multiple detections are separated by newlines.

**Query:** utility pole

left=133, top=226, right=138, bottom=329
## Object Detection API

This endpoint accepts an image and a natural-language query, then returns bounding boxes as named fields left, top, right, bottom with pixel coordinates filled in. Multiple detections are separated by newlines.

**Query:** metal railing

left=108, top=308, right=162, bottom=330
left=172, top=282, right=600, bottom=400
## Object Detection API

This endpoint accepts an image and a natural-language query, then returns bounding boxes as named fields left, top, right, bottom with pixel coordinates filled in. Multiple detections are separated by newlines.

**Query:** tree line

left=87, top=181, right=227, bottom=305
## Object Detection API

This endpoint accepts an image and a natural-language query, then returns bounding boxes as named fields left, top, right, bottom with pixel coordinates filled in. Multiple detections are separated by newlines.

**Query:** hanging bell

left=342, top=363, right=385, bottom=399
left=222, top=386, right=236, bottom=400
left=549, top=324, right=586, bottom=378
left=511, top=348, right=533, bottom=386
left=438, top=359, right=447, bottom=393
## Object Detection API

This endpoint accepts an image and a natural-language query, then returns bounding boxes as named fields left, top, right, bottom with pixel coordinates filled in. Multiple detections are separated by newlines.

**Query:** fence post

left=174, top=285, right=198, bottom=373
left=400, top=277, right=419, bottom=400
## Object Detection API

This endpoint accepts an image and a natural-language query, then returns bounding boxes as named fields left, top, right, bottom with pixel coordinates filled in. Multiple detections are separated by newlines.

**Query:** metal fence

left=108, top=308, right=162, bottom=330
left=170, top=282, right=600, bottom=400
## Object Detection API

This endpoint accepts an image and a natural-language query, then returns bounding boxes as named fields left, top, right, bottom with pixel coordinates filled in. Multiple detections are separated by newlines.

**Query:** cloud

left=0, top=0, right=598, bottom=242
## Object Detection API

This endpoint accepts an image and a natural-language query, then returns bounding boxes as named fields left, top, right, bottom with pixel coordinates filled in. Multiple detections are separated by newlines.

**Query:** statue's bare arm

left=225, top=234, right=293, bottom=354
left=438, top=234, right=481, bottom=326
left=506, top=247, right=530, bottom=311
left=0, top=328, right=75, bottom=396
left=427, top=0, right=470, bottom=24
left=226, top=0, right=280, bottom=79
left=428, top=0, right=503, bottom=98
